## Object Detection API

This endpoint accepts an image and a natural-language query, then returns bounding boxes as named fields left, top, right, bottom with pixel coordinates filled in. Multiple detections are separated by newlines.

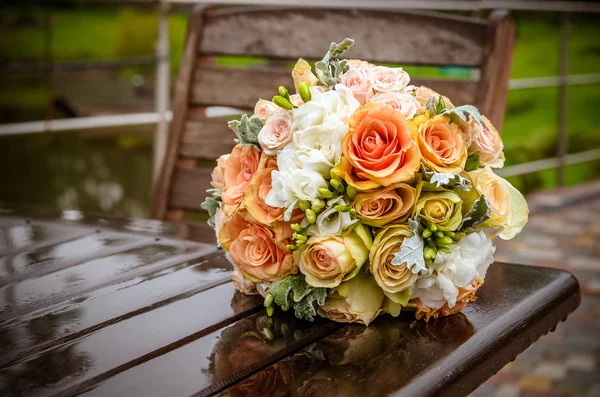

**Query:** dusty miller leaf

left=392, top=217, right=426, bottom=274
left=459, top=194, right=491, bottom=231
left=201, top=196, right=220, bottom=228
left=443, top=105, right=489, bottom=129
left=425, top=95, right=447, bottom=116
left=293, top=288, right=327, bottom=322
left=321, top=38, right=355, bottom=63
left=267, top=275, right=328, bottom=321
left=229, top=114, right=263, bottom=148
left=315, top=61, right=338, bottom=87
left=429, top=173, right=472, bottom=191
left=464, top=152, right=480, bottom=172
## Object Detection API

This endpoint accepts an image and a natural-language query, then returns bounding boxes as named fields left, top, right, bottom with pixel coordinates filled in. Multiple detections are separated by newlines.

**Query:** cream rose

left=257, top=110, right=293, bottom=156
left=469, top=166, right=528, bottom=240
left=298, top=224, right=372, bottom=288
left=254, top=99, right=278, bottom=121
left=410, top=85, right=454, bottom=110
left=469, top=116, right=505, bottom=168
left=366, top=91, right=420, bottom=119
left=367, top=66, right=410, bottom=93
left=317, top=271, right=401, bottom=326
left=370, top=225, right=418, bottom=295
left=341, top=69, right=370, bottom=105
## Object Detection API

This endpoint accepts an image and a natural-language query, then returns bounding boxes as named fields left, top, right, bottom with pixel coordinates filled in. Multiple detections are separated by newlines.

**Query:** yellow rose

left=352, top=183, right=416, bottom=228
left=298, top=224, right=372, bottom=288
left=412, top=182, right=463, bottom=231
left=469, top=166, right=528, bottom=240
left=317, top=271, right=401, bottom=326
left=369, top=225, right=418, bottom=295
left=417, top=114, right=467, bottom=174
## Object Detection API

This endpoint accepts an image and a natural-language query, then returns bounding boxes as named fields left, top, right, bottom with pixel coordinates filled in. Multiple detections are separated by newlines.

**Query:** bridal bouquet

left=202, top=38, right=528, bottom=325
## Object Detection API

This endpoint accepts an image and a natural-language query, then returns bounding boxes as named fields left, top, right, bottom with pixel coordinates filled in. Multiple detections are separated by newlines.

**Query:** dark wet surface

left=0, top=204, right=581, bottom=397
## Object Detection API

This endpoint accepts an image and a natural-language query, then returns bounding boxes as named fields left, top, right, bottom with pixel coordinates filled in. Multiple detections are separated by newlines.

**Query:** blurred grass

left=0, top=7, right=598, bottom=194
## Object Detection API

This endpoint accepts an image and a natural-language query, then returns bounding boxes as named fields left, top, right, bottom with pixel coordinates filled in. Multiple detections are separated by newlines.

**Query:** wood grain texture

left=475, top=10, right=516, bottom=130
left=0, top=207, right=581, bottom=397
left=190, top=67, right=480, bottom=110
left=169, top=167, right=213, bottom=212
left=180, top=118, right=237, bottom=160
left=200, top=8, right=488, bottom=66
left=151, top=5, right=208, bottom=220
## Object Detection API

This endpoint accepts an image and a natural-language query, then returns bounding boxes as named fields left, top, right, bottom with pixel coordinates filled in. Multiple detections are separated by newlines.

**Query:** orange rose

left=417, top=114, right=467, bottom=174
left=210, top=154, right=228, bottom=191
left=222, top=144, right=261, bottom=206
left=244, top=154, right=284, bottom=226
left=334, top=102, right=421, bottom=191
left=352, top=183, right=416, bottom=227
left=219, top=212, right=295, bottom=282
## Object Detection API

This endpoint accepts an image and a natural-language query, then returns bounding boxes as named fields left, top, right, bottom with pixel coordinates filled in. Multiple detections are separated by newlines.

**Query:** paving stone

left=519, top=375, right=552, bottom=392
left=495, top=383, right=521, bottom=397
left=533, top=362, right=567, bottom=380
left=565, top=355, right=597, bottom=371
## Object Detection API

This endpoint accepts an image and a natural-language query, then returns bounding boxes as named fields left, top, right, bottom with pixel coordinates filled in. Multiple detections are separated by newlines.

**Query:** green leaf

left=392, top=217, right=426, bottom=274
left=459, top=194, right=491, bottom=231
left=229, top=114, right=263, bottom=148
left=424, top=95, right=447, bottom=116
left=465, top=152, right=480, bottom=172
left=267, top=274, right=328, bottom=321
left=443, top=105, right=489, bottom=129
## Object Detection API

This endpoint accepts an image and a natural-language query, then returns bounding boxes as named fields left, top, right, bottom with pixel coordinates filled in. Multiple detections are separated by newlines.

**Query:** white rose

left=253, top=99, right=278, bottom=120
left=304, top=196, right=357, bottom=236
left=265, top=168, right=328, bottom=221
left=257, top=110, right=293, bottom=156
left=367, top=91, right=420, bottom=119
left=412, top=231, right=495, bottom=309
left=367, top=66, right=410, bottom=93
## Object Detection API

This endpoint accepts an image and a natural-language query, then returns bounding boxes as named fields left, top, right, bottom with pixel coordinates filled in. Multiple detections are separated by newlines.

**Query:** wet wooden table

left=0, top=204, right=581, bottom=397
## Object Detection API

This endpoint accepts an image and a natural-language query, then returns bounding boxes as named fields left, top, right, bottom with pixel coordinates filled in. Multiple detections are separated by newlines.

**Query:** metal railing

left=1, top=0, right=600, bottom=186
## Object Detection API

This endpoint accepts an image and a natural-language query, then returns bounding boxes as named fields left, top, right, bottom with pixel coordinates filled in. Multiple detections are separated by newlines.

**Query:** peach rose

left=254, top=99, right=278, bottom=121
left=341, top=69, right=370, bottom=105
left=367, top=66, right=410, bottom=93
left=334, top=102, right=421, bottom=191
left=470, top=116, right=505, bottom=168
left=370, top=225, right=418, bottom=294
left=367, top=91, right=420, bottom=119
left=219, top=212, right=295, bottom=282
left=298, top=224, right=371, bottom=288
left=210, top=154, right=228, bottom=190
left=244, top=154, right=284, bottom=226
left=352, top=183, right=416, bottom=227
left=257, top=110, right=293, bottom=156
left=222, top=144, right=261, bottom=206
left=347, top=59, right=376, bottom=72
left=409, top=85, right=454, bottom=110
left=417, top=114, right=467, bottom=174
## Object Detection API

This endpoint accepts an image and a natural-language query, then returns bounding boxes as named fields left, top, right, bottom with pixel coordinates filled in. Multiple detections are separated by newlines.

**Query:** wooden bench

left=0, top=203, right=580, bottom=396
left=151, top=5, right=516, bottom=225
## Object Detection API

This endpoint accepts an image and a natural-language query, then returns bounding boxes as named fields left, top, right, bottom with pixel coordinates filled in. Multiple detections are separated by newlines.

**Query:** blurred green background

left=0, top=6, right=598, bottom=217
